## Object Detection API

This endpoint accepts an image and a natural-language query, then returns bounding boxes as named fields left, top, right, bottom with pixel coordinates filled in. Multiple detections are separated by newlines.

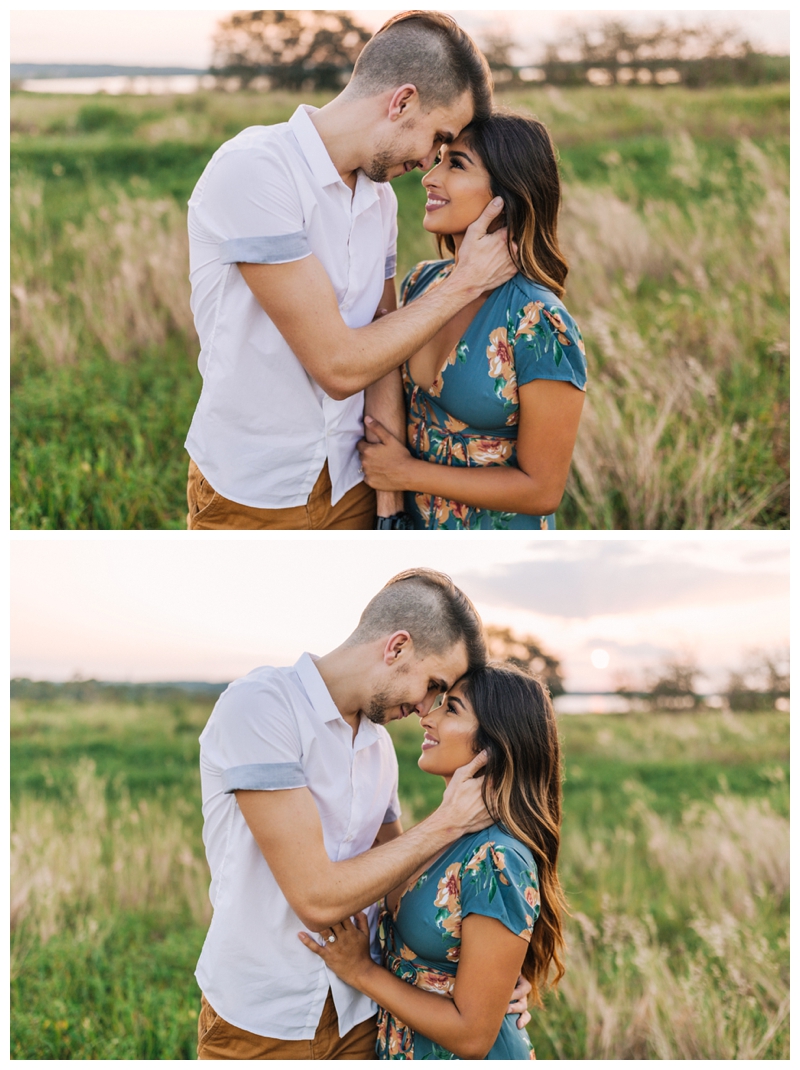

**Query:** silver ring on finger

left=327, top=932, right=336, bottom=943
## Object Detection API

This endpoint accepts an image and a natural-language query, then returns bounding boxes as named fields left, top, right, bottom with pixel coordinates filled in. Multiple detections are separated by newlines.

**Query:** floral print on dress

left=486, top=327, right=518, bottom=415
left=400, top=261, right=587, bottom=531
left=376, top=825, right=540, bottom=1060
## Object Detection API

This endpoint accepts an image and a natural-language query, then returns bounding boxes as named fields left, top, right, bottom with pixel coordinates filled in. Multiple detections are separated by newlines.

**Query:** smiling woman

left=301, top=663, right=565, bottom=1059
left=358, top=111, right=588, bottom=530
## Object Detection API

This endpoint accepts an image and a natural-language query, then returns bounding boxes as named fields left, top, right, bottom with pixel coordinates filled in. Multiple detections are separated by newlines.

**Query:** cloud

left=457, top=543, right=788, bottom=619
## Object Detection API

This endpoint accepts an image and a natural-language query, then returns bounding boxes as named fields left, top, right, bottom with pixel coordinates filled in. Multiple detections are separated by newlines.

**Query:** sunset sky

left=10, top=537, right=788, bottom=692
left=10, top=8, right=789, bottom=67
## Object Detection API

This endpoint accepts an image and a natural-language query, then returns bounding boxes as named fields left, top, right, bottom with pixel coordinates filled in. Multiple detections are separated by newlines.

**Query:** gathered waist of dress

left=376, top=947, right=456, bottom=1059
left=385, top=947, right=456, bottom=997
left=408, top=419, right=518, bottom=469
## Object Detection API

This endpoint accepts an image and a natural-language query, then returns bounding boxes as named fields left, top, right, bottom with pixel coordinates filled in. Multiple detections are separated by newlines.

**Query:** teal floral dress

left=400, top=261, right=587, bottom=530
left=376, top=824, right=540, bottom=1060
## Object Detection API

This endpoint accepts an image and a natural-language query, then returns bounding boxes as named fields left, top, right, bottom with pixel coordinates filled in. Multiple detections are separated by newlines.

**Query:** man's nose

left=414, top=693, right=435, bottom=717
left=417, top=147, right=439, bottom=171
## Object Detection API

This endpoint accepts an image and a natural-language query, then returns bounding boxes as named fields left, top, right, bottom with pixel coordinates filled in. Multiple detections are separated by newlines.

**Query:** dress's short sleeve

left=512, top=292, right=587, bottom=392
left=460, top=839, right=541, bottom=943
left=199, top=675, right=306, bottom=793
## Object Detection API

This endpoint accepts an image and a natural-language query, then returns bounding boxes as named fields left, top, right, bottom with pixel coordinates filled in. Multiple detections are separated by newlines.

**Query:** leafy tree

left=641, top=657, right=700, bottom=710
left=211, top=10, right=372, bottom=91
left=541, top=19, right=784, bottom=88
left=479, top=30, right=519, bottom=86
left=724, top=649, right=789, bottom=712
left=484, top=625, right=564, bottom=698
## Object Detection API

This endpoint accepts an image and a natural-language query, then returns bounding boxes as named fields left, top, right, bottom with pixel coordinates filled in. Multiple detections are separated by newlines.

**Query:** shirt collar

left=288, top=104, right=380, bottom=216
left=352, top=169, right=379, bottom=217
left=288, top=105, right=343, bottom=189
left=294, top=651, right=341, bottom=721
left=294, top=651, right=382, bottom=748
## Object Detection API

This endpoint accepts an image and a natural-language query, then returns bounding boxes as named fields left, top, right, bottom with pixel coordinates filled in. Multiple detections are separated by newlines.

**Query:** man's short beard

left=365, top=664, right=409, bottom=724
left=365, top=690, right=391, bottom=724
left=363, top=150, right=394, bottom=184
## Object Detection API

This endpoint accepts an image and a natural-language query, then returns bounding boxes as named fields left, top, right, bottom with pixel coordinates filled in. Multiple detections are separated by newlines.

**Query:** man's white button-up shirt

left=196, top=653, right=401, bottom=1040
left=185, top=105, right=398, bottom=509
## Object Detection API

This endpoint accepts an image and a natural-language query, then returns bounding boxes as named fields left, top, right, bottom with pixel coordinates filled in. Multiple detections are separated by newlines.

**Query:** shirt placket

left=340, top=189, right=357, bottom=316
left=339, top=744, right=360, bottom=857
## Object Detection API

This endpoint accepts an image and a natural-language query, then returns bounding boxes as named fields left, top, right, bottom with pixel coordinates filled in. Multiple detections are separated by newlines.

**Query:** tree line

left=209, top=11, right=788, bottom=92
left=11, top=634, right=788, bottom=713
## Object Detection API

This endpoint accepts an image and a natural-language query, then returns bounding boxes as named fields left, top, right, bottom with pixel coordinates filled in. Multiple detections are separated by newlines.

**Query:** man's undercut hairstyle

left=348, top=568, right=487, bottom=671
left=349, top=11, right=492, bottom=124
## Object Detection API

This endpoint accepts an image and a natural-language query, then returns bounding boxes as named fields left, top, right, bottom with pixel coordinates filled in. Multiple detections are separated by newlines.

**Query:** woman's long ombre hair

left=438, top=111, right=569, bottom=297
left=462, top=662, right=566, bottom=1005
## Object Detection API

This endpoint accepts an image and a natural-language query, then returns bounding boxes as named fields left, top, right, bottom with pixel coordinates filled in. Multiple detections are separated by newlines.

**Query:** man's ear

left=387, top=84, right=418, bottom=121
left=383, top=630, right=413, bottom=665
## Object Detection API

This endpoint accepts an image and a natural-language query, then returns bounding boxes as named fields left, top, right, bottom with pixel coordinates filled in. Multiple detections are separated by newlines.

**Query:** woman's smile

left=425, top=193, right=450, bottom=212
left=421, top=731, right=439, bottom=749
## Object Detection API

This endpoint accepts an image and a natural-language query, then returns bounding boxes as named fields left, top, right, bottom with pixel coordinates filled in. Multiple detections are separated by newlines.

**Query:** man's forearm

left=332, top=273, right=480, bottom=397
left=303, top=809, right=460, bottom=930
left=239, top=199, right=513, bottom=401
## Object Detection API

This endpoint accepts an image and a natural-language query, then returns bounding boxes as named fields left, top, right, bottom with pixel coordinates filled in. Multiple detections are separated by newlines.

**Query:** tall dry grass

left=11, top=179, right=196, bottom=365
left=552, top=792, right=789, bottom=1058
left=559, top=136, right=789, bottom=528
left=10, top=115, right=788, bottom=528
left=10, top=757, right=788, bottom=1057
left=10, top=758, right=210, bottom=972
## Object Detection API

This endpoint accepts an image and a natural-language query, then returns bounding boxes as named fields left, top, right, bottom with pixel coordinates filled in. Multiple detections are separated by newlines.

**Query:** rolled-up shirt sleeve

left=200, top=677, right=306, bottom=792
left=193, top=145, right=311, bottom=266
left=382, top=184, right=398, bottom=280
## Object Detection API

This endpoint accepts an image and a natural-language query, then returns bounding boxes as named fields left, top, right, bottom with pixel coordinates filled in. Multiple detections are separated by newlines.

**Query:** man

left=195, top=568, right=529, bottom=1058
left=185, top=12, right=514, bottom=530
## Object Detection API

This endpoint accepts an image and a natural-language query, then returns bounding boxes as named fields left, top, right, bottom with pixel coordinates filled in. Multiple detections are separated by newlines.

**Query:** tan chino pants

left=186, top=459, right=376, bottom=530
left=197, top=990, right=379, bottom=1060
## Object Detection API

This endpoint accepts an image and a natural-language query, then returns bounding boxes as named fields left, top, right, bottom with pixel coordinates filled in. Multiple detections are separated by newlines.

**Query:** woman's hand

left=358, top=417, right=416, bottom=492
left=298, top=913, right=376, bottom=990
left=509, top=974, right=532, bottom=1029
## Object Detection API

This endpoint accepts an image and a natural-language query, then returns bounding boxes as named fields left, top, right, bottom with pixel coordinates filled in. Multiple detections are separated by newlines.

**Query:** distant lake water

left=554, top=694, right=634, bottom=715
left=18, top=75, right=216, bottom=95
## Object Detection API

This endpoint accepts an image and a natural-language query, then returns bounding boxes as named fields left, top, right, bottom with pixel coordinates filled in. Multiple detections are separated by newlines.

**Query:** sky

left=10, top=537, right=789, bottom=692
left=10, top=8, right=790, bottom=67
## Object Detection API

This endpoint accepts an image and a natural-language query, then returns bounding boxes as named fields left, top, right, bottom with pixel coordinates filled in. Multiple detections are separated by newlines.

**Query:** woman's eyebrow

left=448, top=150, right=474, bottom=166
left=448, top=695, right=466, bottom=710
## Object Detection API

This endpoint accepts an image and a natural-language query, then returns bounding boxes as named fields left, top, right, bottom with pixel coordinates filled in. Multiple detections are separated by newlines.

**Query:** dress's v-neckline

left=405, top=271, right=492, bottom=397
left=390, top=847, right=447, bottom=919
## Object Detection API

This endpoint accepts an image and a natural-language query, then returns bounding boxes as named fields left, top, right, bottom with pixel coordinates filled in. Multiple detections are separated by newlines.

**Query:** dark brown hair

left=462, top=662, right=567, bottom=1005
left=350, top=10, right=493, bottom=123
left=347, top=568, right=487, bottom=672
left=438, top=111, right=569, bottom=297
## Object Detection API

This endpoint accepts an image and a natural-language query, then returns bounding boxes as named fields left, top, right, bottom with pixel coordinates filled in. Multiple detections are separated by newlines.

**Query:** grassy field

left=10, top=695, right=789, bottom=1059
left=10, top=83, right=789, bottom=529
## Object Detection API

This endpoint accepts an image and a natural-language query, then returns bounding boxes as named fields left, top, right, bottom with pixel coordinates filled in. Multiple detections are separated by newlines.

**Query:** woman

left=360, top=112, right=587, bottom=529
left=299, top=663, right=566, bottom=1060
